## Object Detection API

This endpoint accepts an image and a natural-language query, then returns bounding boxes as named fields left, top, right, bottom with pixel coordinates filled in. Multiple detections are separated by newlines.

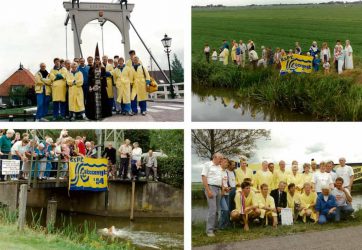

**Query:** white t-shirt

left=331, top=187, right=350, bottom=206
left=226, top=169, right=236, bottom=188
left=11, top=141, right=30, bottom=156
left=327, top=171, right=337, bottom=183
left=313, top=172, right=333, bottom=193
left=204, top=46, right=210, bottom=53
left=119, top=144, right=132, bottom=158
left=131, top=147, right=142, bottom=161
left=335, top=165, right=354, bottom=187
left=201, top=161, right=226, bottom=187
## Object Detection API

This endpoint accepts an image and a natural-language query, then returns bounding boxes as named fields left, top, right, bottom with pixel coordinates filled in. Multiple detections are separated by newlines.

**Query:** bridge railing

left=148, top=83, right=184, bottom=100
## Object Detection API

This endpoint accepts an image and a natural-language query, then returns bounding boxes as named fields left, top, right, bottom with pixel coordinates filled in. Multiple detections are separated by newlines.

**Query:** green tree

left=192, top=129, right=270, bottom=160
left=9, top=86, right=29, bottom=107
left=150, top=130, right=184, bottom=157
left=124, top=130, right=151, bottom=149
left=171, top=54, right=184, bottom=83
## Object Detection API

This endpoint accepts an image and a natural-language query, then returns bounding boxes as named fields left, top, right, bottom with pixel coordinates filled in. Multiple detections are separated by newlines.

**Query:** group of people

left=0, top=129, right=159, bottom=182
left=201, top=154, right=355, bottom=237
left=204, top=39, right=354, bottom=74
left=34, top=50, right=152, bottom=122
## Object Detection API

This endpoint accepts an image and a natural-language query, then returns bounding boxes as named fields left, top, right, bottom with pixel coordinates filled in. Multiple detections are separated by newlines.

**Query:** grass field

left=192, top=4, right=362, bottom=63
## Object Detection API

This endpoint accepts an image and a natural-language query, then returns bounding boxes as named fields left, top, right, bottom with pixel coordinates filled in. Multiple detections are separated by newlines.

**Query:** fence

left=149, top=83, right=184, bottom=100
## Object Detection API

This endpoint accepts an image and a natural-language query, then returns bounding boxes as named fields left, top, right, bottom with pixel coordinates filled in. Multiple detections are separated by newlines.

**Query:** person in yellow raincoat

left=231, top=40, right=237, bottom=64
left=231, top=181, right=260, bottom=231
left=126, top=50, right=143, bottom=67
left=131, top=56, right=150, bottom=115
left=235, top=158, right=254, bottom=185
left=254, top=161, right=273, bottom=191
left=273, top=160, right=290, bottom=191
left=301, top=163, right=313, bottom=191
left=49, top=58, right=68, bottom=120
left=299, top=182, right=317, bottom=223
left=112, top=57, right=133, bottom=116
left=287, top=164, right=303, bottom=193
left=66, top=62, right=88, bottom=121
left=257, top=183, right=278, bottom=227
left=287, top=183, right=301, bottom=220
left=223, top=47, right=229, bottom=65
left=34, top=63, right=52, bottom=122
left=102, top=56, right=115, bottom=110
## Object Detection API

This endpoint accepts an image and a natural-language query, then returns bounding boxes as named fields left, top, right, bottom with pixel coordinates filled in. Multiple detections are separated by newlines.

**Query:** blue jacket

left=315, top=193, right=337, bottom=215
left=78, top=65, right=89, bottom=86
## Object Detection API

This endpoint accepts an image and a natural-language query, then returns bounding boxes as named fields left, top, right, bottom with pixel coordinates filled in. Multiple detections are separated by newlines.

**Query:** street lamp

left=161, top=34, right=175, bottom=99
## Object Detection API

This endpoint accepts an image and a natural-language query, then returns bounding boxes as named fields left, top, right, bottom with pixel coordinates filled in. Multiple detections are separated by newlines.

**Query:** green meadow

left=192, top=4, right=362, bottom=62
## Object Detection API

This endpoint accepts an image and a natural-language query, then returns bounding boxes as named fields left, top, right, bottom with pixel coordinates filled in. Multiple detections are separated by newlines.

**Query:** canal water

left=26, top=209, right=183, bottom=250
left=192, top=86, right=314, bottom=122
left=192, top=193, right=362, bottom=223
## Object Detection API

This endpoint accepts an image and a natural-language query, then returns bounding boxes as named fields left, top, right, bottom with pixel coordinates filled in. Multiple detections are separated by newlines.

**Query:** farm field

left=192, top=4, right=362, bottom=64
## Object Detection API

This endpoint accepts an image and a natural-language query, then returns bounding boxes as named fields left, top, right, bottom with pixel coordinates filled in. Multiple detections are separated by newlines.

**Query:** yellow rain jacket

left=66, top=71, right=84, bottom=112
left=34, top=71, right=52, bottom=96
left=287, top=173, right=304, bottom=192
left=131, top=65, right=150, bottom=102
left=231, top=45, right=237, bottom=61
left=257, top=193, right=277, bottom=222
left=223, top=48, right=229, bottom=65
left=112, top=65, right=133, bottom=104
left=301, top=172, right=313, bottom=186
left=126, top=58, right=143, bottom=68
left=235, top=167, right=254, bottom=185
left=299, top=191, right=317, bottom=222
left=254, top=170, right=273, bottom=191
left=49, top=67, right=68, bottom=102
left=105, top=63, right=114, bottom=98
left=287, top=191, right=301, bottom=217
left=273, top=169, right=290, bottom=189
left=235, top=189, right=258, bottom=211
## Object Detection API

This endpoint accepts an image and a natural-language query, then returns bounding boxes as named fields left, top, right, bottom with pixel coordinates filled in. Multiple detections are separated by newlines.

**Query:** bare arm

left=202, top=175, right=213, bottom=199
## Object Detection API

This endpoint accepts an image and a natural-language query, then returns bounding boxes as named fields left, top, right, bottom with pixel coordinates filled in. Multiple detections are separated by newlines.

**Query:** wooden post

left=46, top=200, right=57, bottom=231
left=17, top=184, right=28, bottom=231
left=130, top=181, right=135, bottom=221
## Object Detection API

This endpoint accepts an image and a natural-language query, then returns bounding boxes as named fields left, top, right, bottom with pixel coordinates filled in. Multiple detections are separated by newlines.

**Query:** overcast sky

left=0, top=0, right=184, bottom=83
left=193, top=0, right=358, bottom=6
left=192, top=126, right=362, bottom=182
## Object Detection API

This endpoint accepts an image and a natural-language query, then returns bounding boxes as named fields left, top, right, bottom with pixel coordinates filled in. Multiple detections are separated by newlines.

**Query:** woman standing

left=231, top=40, right=237, bottom=65
left=131, top=56, right=151, bottom=115
left=131, top=142, right=142, bottom=181
left=309, top=41, right=320, bottom=58
left=345, top=40, right=354, bottom=70
left=335, top=46, right=345, bottom=74
left=320, top=42, right=331, bottom=64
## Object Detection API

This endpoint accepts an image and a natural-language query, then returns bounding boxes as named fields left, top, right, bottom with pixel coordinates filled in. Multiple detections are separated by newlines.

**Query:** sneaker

left=207, top=232, right=215, bottom=237
left=127, top=112, right=134, bottom=116
left=70, top=117, right=76, bottom=121
left=82, top=116, right=89, bottom=121
left=35, top=119, right=40, bottom=122
left=141, top=111, right=146, bottom=116
left=40, top=118, right=49, bottom=122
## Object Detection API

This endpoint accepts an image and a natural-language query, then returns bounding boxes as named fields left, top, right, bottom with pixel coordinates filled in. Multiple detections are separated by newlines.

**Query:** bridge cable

left=72, top=14, right=84, bottom=58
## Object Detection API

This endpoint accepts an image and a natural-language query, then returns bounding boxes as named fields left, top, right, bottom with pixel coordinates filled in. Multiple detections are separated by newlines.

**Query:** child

left=313, top=54, right=321, bottom=72
left=204, top=44, right=210, bottom=63
left=211, top=49, right=218, bottom=62
left=323, top=54, right=330, bottom=74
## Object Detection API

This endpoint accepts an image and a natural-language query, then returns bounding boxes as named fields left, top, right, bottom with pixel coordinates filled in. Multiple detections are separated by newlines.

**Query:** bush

left=158, top=157, right=183, bottom=188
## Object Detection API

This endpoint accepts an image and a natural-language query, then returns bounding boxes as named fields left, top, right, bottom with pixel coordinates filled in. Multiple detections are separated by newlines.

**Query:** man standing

left=239, top=40, right=247, bottom=68
left=204, top=43, right=210, bottom=63
left=67, top=62, right=87, bottom=121
left=49, top=58, right=68, bottom=120
left=235, top=158, right=254, bottom=185
left=118, top=139, right=132, bottom=180
left=102, top=143, right=117, bottom=180
left=87, top=56, right=94, bottom=67
left=102, top=55, right=114, bottom=112
left=332, top=177, right=354, bottom=221
left=270, top=181, right=287, bottom=222
left=255, top=161, right=273, bottom=191
left=335, top=157, right=354, bottom=192
left=144, top=150, right=158, bottom=181
left=78, top=58, right=90, bottom=106
left=273, top=160, right=289, bottom=190
left=34, top=63, right=51, bottom=121
left=201, top=153, right=224, bottom=237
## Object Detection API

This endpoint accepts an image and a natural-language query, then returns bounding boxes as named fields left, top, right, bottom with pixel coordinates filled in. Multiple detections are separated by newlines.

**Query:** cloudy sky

left=0, top=0, right=184, bottom=83
left=192, top=126, right=362, bottom=182
left=193, top=0, right=358, bottom=6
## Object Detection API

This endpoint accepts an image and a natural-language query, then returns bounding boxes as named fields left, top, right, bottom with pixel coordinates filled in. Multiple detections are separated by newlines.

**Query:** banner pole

left=130, top=181, right=135, bottom=221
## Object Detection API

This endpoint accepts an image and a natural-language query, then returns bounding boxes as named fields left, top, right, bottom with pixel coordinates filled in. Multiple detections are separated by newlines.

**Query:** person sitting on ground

left=270, top=181, right=287, bottom=223
left=231, top=181, right=260, bottom=231
left=331, top=177, right=354, bottom=222
left=287, top=183, right=301, bottom=220
left=315, top=185, right=337, bottom=224
left=257, top=183, right=278, bottom=227
left=299, top=182, right=317, bottom=223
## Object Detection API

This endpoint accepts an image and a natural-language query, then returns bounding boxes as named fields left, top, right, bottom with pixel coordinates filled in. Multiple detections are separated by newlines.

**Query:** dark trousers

left=146, top=166, right=157, bottom=180
left=131, top=160, right=139, bottom=180
left=335, top=60, right=338, bottom=72
left=205, top=52, right=210, bottom=63
left=119, top=158, right=129, bottom=178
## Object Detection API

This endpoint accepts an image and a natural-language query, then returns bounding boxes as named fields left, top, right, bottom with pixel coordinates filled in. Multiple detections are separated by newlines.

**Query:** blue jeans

left=335, top=205, right=354, bottom=222
left=121, top=103, right=131, bottom=112
left=219, top=195, right=230, bottom=229
left=228, top=187, right=236, bottom=212
left=205, top=186, right=221, bottom=234
left=53, top=101, right=66, bottom=118
left=11, top=155, right=21, bottom=179
left=43, top=95, right=51, bottom=117
left=318, top=212, right=336, bottom=224
left=36, top=93, right=45, bottom=119
left=44, top=161, right=52, bottom=177
left=131, top=96, right=147, bottom=113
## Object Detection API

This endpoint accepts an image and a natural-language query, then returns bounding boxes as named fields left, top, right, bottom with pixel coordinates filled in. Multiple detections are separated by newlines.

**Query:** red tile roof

left=0, top=65, right=35, bottom=96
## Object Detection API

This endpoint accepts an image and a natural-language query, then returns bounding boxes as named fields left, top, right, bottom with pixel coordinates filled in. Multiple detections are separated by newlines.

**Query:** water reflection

left=192, top=85, right=314, bottom=122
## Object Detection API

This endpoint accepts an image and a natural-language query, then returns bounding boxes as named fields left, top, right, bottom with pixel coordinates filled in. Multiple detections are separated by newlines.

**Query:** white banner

left=1, top=160, right=21, bottom=175
left=281, top=208, right=293, bottom=226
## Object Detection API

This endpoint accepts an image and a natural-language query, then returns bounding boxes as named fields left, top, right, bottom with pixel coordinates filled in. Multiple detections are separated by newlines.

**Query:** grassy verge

left=192, top=62, right=362, bottom=121
left=0, top=208, right=132, bottom=250
left=192, top=209, right=362, bottom=247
